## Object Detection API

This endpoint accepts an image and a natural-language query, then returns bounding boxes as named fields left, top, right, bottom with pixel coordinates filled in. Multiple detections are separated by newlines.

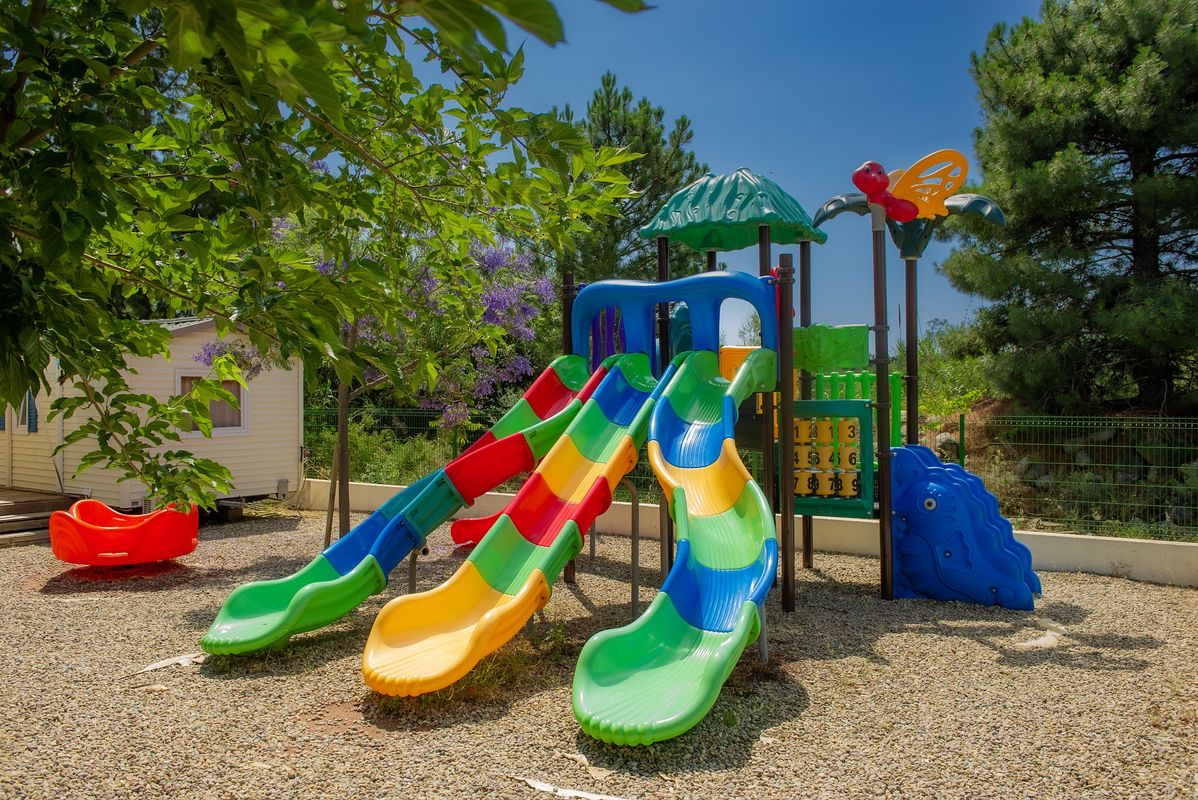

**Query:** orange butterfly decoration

left=888, top=149, right=968, bottom=219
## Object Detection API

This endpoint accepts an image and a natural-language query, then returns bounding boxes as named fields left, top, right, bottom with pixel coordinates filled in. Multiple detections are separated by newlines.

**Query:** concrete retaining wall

left=299, top=479, right=1198, bottom=589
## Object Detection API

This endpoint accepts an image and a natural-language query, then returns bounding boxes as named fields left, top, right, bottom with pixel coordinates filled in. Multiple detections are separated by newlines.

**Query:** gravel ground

left=0, top=509, right=1195, bottom=800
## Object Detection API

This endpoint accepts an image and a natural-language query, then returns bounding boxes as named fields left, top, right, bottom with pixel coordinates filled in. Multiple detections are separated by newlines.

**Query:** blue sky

left=487, top=0, right=1044, bottom=342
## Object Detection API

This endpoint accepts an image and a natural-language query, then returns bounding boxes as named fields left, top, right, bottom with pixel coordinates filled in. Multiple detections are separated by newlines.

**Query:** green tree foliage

left=940, top=0, right=1198, bottom=413
left=0, top=0, right=642, bottom=507
left=555, top=72, right=707, bottom=282
left=896, top=319, right=998, bottom=421
left=736, top=312, right=761, bottom=346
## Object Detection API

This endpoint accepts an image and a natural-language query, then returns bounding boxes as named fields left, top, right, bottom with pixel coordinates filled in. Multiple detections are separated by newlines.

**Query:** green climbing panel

left=793, top=324, right=869, bottom=373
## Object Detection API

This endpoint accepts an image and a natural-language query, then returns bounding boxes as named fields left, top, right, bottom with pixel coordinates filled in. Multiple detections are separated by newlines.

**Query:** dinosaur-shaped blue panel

left=890, top=445, right=1040, bottom=611
left=900, top=445, right=1040, bottom=594
left=660, top=539, right=778, bottom=632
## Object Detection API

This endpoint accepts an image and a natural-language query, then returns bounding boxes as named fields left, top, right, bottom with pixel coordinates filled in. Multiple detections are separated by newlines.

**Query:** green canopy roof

left=639, top=168, right=827, bottom=251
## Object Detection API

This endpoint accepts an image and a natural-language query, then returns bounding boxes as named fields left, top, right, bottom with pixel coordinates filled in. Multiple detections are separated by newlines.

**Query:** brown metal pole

left=777, top=254, right=796, bottom=612
left=562, top=269, right=577, bottom=585
left=705, top=250, right=717, bottom=272
left=904, top=258, right=919, bottom=445
left=799, top=240, right=814, bottom=571
left=758, top=225, right=775, bottom=512
left=657, top=236, right=675, bottom=572
left=871, top=208, right=895, bottom=600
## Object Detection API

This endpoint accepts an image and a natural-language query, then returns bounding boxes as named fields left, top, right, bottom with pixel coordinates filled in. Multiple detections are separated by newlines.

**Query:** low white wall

left=299, top=479, right=1198, bottom=589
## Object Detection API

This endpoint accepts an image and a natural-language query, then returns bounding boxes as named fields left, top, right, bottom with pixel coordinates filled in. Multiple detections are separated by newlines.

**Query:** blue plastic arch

left=571, top=271, right=779, bottom=360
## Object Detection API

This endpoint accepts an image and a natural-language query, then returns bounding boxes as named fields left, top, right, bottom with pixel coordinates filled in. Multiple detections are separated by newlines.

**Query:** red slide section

left=450, top=363, right=609, bottom=548
left=444, top=434, right=535, bottom=505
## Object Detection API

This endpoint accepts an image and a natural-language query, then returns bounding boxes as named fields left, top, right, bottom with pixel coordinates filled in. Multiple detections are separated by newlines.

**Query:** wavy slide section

left=572, top=348, right=778, bottom=745
left=202, top=356, right=597, bottom=655
left=362, top=353, right=669, bottom=696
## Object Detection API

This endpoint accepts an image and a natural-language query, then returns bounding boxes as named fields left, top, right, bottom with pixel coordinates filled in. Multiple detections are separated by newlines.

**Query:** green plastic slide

left=572, top=349, right=778, bottom=745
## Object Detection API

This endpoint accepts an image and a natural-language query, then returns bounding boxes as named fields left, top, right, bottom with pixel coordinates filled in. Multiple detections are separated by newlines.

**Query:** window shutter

left=26, top=391, right=37, bottom=433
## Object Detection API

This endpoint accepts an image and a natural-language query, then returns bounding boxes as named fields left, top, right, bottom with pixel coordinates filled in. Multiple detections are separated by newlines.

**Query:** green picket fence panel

left=811, top=371, right=902, bottom=448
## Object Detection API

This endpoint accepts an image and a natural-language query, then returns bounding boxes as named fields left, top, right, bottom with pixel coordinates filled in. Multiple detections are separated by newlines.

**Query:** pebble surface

left=1, top=510, right=1195, bottom=800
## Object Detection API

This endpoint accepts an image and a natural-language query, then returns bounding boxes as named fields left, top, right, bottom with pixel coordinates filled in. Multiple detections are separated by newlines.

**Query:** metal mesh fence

left=963, top=415, right=1198, bottom=543
left=305, top=406, right=1195, bottom=542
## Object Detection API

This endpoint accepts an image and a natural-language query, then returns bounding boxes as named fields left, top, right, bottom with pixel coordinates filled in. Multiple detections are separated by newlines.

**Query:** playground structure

left=203, top=152, right=1041, bottom=746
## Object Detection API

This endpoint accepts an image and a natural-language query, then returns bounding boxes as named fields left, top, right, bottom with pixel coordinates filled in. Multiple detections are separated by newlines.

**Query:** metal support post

left=904, top=258, right=919, bottom=445
left=777, top=254, right=796, bottom=613
left=657, top=236, right=675, bottom=571
left=622, top=477, right=640, bottom=618
left=758, top=604, right=769, bottom=664
left=758, top=225, right=775, bottom=511
left=799, top=240, right=814, bottom=570
left=562, top=268, right=578, bottom=586
left=871, top=207, right=895, bottom=600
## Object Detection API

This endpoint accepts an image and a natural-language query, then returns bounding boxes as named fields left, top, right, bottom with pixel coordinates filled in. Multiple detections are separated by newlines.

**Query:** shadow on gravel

left=39, top=561, right=196, bottom=594
left=763, top=577, right=1162, bottom=673
left=39, top=554, right=312, bottom=596
left=357, top=603, right=623, bottom=733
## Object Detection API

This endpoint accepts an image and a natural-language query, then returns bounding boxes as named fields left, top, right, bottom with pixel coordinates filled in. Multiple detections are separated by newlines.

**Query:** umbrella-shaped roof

left=639, top=168, right=827, bottom=251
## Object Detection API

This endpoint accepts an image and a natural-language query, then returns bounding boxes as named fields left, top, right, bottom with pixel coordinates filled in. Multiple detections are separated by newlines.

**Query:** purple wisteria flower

left=415, top=239, right=552, bottom=429
left=316, top=259, right=347, bottom=277
left=193, top=340, right=269, bottom=380
left=533, top=276, right=555, bottom=304
left=271, top=218, right=295, bottom=242
left=440, top=402, right=469, bottom=428
left=417, top=272, right=444, bottom=315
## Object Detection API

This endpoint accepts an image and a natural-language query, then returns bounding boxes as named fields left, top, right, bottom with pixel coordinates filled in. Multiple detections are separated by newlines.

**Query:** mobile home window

left=16, top=391, right=36, bottom=432
left=179, top=376, right=244, bottom=431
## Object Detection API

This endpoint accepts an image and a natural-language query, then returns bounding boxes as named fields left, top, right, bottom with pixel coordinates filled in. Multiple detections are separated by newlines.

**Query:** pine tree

left=556, top=72, right=707, bottom=282
left=941, top=0, right=1198, bottom=413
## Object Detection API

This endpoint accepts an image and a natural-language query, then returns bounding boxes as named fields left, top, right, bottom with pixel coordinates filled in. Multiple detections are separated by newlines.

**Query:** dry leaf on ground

left=555, top=749, right=614, bottom=780
left=513, top=776, right=631, bottom=800
left=132, top=652, right=206, bottom=674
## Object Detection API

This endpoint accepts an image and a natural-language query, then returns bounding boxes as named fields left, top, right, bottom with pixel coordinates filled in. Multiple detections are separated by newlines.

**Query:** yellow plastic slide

left=362, top=353, right=664, bottom=696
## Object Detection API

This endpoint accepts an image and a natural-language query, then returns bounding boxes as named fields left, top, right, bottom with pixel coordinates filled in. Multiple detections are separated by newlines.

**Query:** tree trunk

left=336, top=377, right=351, bottom=537
left=1127, top=145, right=1172, bottom=411
left=323, top=436, right=339, bottom=547
left=336, top=322, right=360, bottom=537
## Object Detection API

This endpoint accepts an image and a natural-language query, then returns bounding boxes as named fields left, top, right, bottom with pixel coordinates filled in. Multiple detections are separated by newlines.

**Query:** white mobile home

left=0, top=318, right=302, bottom=510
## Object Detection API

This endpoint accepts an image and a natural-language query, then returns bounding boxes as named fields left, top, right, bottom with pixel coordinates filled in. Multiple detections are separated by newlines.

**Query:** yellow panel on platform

left=362, top=562, right=550, bottom=696
left=537, top=434, right=636, bottom=502
left=718, top=346, right=755, bottom=382
left=649, top=439, right=752, bottom=516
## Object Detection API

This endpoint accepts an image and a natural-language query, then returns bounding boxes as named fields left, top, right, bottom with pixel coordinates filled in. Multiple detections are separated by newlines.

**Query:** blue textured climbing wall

left=890, top=445, right=1041, bottom=610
